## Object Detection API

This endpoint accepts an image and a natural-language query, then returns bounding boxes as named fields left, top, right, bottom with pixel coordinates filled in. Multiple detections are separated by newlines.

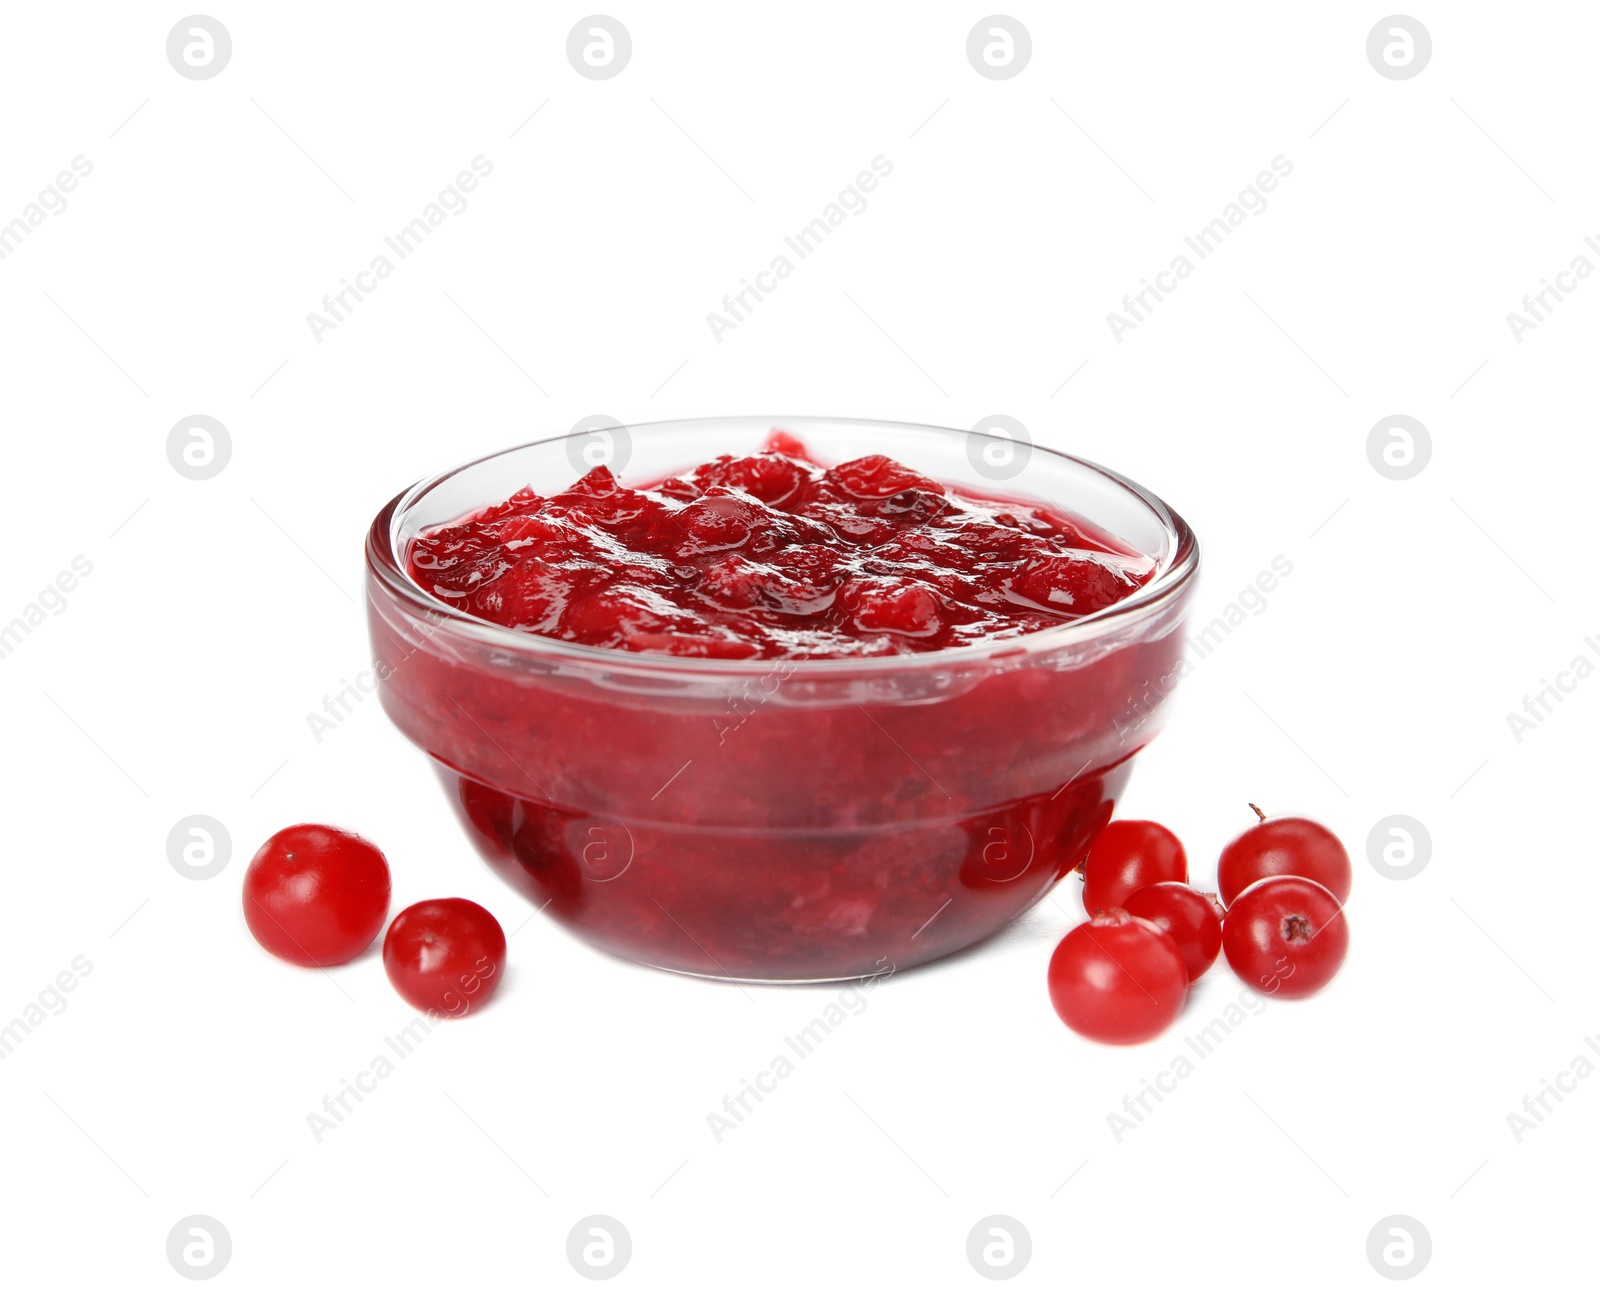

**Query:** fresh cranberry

left=1221, top=876, right=1348, bottom=998
left=243, top=825, right=391, bottom=967
left=405, top=436, right=1155, bottom=661
left=1217, top=806, right=1352, bottom=905
left=1122, top=882, right=1223, bottom=982
left=1047, top=910, right=1189, bottom=1044
left=382, top=898, right=507, bottom=1017
left=1080, top=819, right=1187, bottom=913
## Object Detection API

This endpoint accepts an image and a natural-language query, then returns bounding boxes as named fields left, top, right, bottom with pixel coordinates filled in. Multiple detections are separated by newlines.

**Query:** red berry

left=761, top=429, right=815, bottom=460
left=1081, top=820, right=1187, bottom=913
left=1047, top=910, right=1189, bottom=1044
left=383, top=899, right=507, bottom=1018
left=243, top=825, right=391, bottom=967
left=1222, top=876, right=1348, bottom=998
left=1008, top=553, right=1141, bottom=617
left=1217, top=806, right=1351, bottom=906
left=694, top=453, right=805, bottom=504
left=841, top=578, right=944, bottom=637
left=827, top=455, right=939, bottom=499
left=1123, top=882, right=1223, bottom=982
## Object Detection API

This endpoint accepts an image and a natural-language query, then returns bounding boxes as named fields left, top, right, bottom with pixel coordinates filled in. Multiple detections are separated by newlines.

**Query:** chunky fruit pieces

left=407, top=435, right=1154, bottom=661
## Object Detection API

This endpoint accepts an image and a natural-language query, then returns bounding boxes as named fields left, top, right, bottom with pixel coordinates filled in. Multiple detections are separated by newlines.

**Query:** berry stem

left=1248, top=803, right=1266, bottom=823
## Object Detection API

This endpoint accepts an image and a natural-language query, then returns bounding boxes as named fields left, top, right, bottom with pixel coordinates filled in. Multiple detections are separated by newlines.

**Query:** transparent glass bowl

left=364, top=417, right=1198, bottom=982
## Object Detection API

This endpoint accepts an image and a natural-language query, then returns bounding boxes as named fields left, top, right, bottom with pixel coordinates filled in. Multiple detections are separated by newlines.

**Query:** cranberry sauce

left=406, top=432, right=1154, bottom=661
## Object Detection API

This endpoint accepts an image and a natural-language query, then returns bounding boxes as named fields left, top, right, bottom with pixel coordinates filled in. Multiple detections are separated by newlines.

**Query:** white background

left=2, top=2, right=1595, bottom=1289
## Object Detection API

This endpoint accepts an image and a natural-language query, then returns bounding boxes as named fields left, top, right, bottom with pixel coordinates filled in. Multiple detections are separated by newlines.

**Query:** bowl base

left=434, top=755, right=1134, bottom=982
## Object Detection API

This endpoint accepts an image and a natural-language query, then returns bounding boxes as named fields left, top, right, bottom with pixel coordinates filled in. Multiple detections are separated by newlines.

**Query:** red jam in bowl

left=405, top=435, right=1155, bottom=661
left=366, top=422, right=1196, bottom=982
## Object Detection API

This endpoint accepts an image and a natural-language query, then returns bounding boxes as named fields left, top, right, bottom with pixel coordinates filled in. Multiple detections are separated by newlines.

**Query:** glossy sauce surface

left=407, top=432, right=1155, bottom=660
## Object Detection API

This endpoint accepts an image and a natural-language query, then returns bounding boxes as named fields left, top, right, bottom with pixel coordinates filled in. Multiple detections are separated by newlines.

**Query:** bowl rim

left=364, top=415, right=1199, bottom=677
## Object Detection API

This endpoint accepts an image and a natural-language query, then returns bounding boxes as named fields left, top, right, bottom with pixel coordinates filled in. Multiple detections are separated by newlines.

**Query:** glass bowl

left=364, top=416, right=1198, bottom=982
